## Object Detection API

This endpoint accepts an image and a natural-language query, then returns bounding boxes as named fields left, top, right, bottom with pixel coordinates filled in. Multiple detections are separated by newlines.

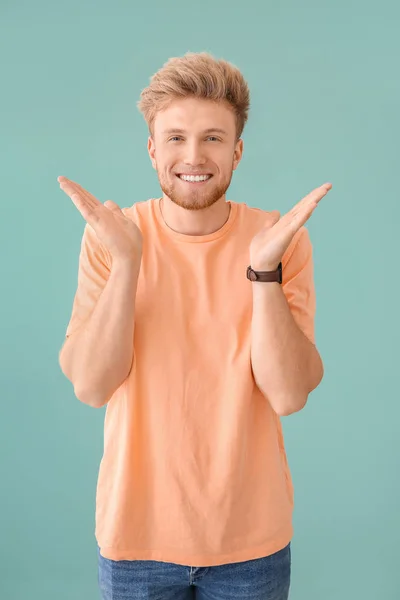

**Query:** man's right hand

left=58, top=176, right=143, bottom=262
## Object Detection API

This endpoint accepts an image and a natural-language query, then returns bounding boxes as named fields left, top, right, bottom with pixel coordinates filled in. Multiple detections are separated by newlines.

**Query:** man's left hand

left=249, top=182, right=333, bottom=271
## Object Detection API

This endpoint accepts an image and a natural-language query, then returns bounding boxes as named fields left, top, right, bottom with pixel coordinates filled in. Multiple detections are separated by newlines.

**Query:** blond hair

left=137, top=52, right=250, bottom=140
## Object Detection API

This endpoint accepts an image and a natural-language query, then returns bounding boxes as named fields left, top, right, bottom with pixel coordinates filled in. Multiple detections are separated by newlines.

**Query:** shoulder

left=120, top=199, right=154, bottom=231
left=234, top=201, right=281, bottom=234
left=121, top=199, right=152, bottom=219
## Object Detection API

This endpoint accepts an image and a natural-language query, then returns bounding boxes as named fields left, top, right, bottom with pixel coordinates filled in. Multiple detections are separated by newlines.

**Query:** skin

left=147, top=97, right=244, bottom=236
left=57, top=180, right=142, bottom=262
left=250, top=182, right=332, bottom=271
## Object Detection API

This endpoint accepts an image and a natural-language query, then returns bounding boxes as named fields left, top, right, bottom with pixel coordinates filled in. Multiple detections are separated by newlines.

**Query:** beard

left=156, top=167, right=234, bottom=211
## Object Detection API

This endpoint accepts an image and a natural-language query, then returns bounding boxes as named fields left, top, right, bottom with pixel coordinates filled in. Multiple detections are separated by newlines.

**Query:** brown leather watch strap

left=246, top=262, right=282, bottom=283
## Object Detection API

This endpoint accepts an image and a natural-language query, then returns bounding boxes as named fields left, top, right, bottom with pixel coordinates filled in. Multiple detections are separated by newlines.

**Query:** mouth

left=176, top=174, right=213, bottom=185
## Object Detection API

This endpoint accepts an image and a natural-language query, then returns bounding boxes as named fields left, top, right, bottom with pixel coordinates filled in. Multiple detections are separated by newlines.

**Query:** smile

left=177, top=174, right=212, bottom=183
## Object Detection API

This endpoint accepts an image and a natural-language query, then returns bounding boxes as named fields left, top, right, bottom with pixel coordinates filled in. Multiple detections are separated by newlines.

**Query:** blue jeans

left=97, top=542, right=291, bottom=600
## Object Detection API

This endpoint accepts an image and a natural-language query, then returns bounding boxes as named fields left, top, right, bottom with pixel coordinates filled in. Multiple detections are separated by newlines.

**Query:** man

left=59, top=51, right=331, bottom=600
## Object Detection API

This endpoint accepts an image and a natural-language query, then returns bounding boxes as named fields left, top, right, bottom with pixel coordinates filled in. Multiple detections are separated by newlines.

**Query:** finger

left=288, top=182, right=332, bottom=220
left=60, top=182, right=98, bottom=210
left=104, top=200, right=122, bottom=213
left=68, top=192, right=103, bottom=224
left=61, top=185, right=99, bottom=217
left=308, top=182, right=332, bottom=204
left=58, top=176, right=101, bottom=211
left=280, top=199, right=318, bottom=235
left=268, top=210, right=281, bottom=227
left=301, top=182, right=332, bottom=208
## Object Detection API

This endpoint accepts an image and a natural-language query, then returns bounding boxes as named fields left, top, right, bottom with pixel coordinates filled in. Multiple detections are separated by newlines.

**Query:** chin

left=168, top=191, right=221, bottom=211
left=160, top=177, right=231, bottom=211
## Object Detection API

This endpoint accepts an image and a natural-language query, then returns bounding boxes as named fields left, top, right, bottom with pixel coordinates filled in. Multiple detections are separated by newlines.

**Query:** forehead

left=154, top=97, right=236, bottom=136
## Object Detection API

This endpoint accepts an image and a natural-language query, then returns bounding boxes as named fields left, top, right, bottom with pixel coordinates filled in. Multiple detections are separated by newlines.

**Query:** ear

left=147, top=136, right=157, bottom=170
left=232, top=138, right=244, bottom=171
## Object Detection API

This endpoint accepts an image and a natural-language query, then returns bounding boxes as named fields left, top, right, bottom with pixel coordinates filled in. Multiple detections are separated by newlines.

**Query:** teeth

left=179, top=174, right=211, bottom=182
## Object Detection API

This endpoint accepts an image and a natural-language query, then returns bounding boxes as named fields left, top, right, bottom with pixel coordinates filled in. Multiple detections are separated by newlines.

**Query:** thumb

left=104, top=200, right=122, bottom=213
left=269, top=210, right=281, bottom=225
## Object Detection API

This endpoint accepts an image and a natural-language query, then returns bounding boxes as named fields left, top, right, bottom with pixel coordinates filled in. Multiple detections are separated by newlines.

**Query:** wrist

left=112, top=255, right=142, bottom=273
left=250, top=262, right=280, bottom=272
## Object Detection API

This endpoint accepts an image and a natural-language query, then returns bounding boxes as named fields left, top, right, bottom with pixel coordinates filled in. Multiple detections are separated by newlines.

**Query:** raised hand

left=250, top=182, right=332, bottom=271
left=58, top=176, right=142, bottom=262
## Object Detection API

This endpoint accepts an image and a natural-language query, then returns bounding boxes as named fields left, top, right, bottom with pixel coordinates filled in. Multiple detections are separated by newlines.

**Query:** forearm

left=250, top=282, right=324, bottom=416
left=60, top=258, right=141, bottom=408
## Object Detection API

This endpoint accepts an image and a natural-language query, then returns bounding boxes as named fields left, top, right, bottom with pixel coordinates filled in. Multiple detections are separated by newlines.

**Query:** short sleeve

left=281, top=226, right=316, bottom=345
left=65, top=223, right=111, bottom=338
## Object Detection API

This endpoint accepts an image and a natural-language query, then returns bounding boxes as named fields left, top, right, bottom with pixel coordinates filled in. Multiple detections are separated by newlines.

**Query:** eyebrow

left=162, top=128, right=228, bottom=135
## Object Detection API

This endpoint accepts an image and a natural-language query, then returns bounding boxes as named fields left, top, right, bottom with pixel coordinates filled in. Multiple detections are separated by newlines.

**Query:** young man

left=59, top=52, right=331, bottom=600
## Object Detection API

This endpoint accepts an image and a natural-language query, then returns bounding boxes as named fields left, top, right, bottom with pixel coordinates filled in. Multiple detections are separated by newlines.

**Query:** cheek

left=219, top=158, right=234, bottom=175
left=155, top=158, right=171, bottom=175
left=161, top=152, right=178, bottom=174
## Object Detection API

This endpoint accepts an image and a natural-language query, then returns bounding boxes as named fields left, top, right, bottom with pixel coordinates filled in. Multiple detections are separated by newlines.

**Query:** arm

left=57, top=175, right=143, bottom=409
left=59, top=257, right=141, bottom=408
left=250, top=281, right=324, bottom=417
left=249, top=183, right=332, bottom=416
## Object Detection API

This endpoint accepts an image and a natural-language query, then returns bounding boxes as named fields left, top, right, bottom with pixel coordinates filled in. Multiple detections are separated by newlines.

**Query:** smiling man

left=59, top=51, right=330, bottom=600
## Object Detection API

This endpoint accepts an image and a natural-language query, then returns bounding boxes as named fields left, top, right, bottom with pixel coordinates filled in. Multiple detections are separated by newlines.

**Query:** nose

left=183, top=141, right=206, bottom=167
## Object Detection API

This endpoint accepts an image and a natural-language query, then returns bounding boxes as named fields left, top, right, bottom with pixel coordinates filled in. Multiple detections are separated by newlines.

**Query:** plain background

left=1, top=1, right=399, bottom=598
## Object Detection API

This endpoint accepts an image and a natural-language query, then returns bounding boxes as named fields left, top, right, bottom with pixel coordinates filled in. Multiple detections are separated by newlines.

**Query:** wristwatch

left=246, top=262, right=282, bottom=283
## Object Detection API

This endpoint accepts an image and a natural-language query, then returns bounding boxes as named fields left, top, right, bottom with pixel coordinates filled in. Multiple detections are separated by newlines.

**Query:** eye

left=207, top=136, right=220, bottom=142
left=168, top=136, right=182, bottom=142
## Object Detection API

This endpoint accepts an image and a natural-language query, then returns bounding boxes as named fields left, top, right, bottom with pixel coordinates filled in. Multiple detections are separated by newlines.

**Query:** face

left=148, top=97, right=243, bottom=211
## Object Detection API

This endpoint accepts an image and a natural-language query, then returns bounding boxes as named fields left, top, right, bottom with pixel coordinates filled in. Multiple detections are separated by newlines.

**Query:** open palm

left=58, top=176, right=142, bottom=262
left=250, top=182, right=332, bottom=271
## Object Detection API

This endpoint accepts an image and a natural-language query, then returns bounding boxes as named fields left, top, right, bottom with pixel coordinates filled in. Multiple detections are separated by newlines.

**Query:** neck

left=159, top=195, right=231, bottom=236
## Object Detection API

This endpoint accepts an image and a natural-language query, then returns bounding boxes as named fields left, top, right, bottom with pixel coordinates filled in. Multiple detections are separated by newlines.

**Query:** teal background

left=1, top=0, right=399, bottom=598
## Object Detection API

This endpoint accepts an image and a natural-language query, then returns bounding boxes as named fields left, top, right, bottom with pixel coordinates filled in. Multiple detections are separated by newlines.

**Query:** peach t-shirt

left=65, top=197, right=316, bottom=567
